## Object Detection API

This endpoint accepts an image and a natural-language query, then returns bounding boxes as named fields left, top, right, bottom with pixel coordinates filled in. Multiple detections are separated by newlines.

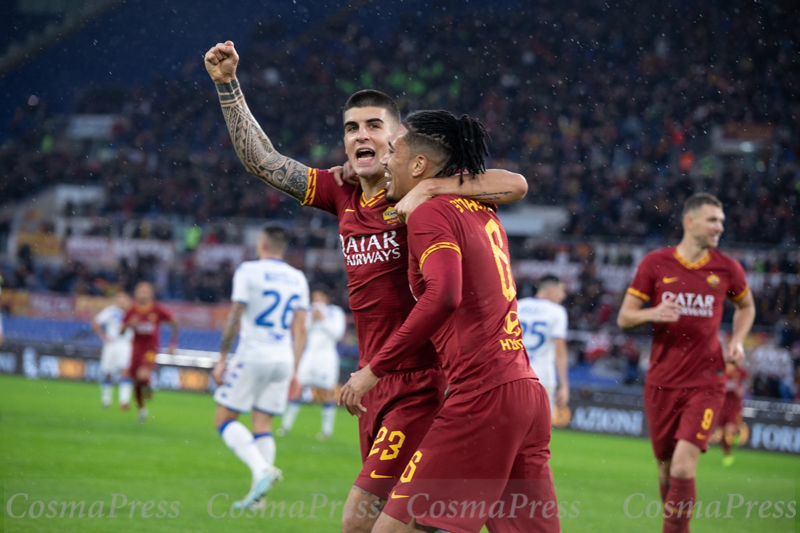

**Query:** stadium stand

left=1, top=0, right=798, bottom=399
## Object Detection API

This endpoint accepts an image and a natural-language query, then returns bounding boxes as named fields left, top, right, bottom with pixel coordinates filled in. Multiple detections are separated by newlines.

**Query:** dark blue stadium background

left=0, top=0, right=798, bottom=401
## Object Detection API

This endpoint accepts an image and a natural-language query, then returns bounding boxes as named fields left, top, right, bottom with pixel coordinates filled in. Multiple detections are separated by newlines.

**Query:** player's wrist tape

left=215, top=79, right=240, bottom=94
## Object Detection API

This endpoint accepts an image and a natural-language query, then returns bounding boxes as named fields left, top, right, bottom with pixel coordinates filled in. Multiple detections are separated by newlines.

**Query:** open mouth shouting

left=356, top=148, right=376, bottom=164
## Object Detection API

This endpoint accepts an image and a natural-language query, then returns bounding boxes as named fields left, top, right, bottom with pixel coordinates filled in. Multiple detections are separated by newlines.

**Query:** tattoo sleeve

left=216, top=79, right=310, bottom=201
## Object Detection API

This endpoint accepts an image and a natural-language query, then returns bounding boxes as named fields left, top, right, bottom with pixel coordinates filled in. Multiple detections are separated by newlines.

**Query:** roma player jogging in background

left=617, top=193, right=755, bottom=533
left=340, top=110, right=560, bottom=533
left=204, top=40, right=529, bottom=533
left=122, top=281, right=179, bottom=424
left=718, top=362, right=749, bottom=466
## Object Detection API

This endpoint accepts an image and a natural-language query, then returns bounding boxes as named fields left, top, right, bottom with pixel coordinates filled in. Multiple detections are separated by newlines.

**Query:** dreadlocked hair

left=402, top=110, right=490, bottom=182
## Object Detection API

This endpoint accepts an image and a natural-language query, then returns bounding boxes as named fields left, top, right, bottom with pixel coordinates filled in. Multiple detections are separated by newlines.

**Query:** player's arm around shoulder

left=395, top=170, right=527, bottom=223
left=204, top=40, right=310, bottom=202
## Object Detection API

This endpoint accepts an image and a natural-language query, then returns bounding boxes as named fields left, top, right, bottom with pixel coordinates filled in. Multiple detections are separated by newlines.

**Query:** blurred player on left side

left=122, top=281, right=179, bottom=423
left=91, top=291, right=134, bottom=409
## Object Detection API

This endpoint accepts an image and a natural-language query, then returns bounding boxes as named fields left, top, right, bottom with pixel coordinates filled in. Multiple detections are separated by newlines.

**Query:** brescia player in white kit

left=212, top=225, right=309, bottom=509
left=91, top=291, right=134, bottom=409
left=516, top=274, right=570, bottom=412
left=280, top=288, right=346, bottom=439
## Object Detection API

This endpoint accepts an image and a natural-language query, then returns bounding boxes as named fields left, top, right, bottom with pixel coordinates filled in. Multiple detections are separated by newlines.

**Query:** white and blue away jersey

left=305, top=303, right=346, bottom=358
left=232, top=259, right=310, bottom=363
left=516, top=297, right=568, bottom=386
left=95, top=305, right=133, bottom=346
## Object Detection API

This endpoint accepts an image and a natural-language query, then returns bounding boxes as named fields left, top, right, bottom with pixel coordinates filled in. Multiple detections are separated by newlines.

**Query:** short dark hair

left=402, top=110, right=490, bottom=179
left=343, top=90, right=400, bottom=125
left=537, top=274, right=561, bottom=290
left=260, top=224, right=290, bottom=252
left=682, top=193, right=723, bottom=216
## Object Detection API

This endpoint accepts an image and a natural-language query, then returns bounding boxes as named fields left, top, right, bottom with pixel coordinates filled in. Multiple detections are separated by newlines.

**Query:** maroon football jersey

left=123, top=303, right=174, bottom=356
left=627, top=246, right=749, bottom=388
left=302, top=168, right=439, bottom=370
left=372, top=195, right=535, bottom=399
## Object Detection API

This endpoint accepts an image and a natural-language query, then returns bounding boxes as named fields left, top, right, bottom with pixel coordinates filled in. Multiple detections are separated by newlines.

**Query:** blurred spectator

left=750, top=338, right=796, bottom=399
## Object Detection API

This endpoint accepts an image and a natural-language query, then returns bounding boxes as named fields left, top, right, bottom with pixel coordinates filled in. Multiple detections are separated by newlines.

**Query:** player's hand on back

left=650, top=293, right=681, bottom=323
left=204, top=40, right=239, bottom=84
left=724, top=341, right=745, bottom=366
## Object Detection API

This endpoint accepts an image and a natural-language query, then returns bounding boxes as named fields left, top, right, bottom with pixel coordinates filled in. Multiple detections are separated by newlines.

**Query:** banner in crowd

left=554, top=390, right=800, bottom=455
left=65, top=236, right=176, bottom=266
left=16, top=231, right=62, bottom=258
left=0, top=289, right=230, bottom=330
left=0, top=341, right=217, bottom=394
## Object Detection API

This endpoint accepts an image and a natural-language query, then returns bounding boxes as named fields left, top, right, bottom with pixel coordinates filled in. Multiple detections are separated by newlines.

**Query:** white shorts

left=296, top=351, right=339, bottom=390
left=99, top=343, right=132, bottom=375
left=213, top=357, right=293, bottom=415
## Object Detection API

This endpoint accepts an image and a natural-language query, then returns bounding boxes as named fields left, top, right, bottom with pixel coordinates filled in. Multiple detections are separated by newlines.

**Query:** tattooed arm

left=394, top=169, right=528, bottom=223
left=212, top=302, right=246, bottom=386
left=205, top=41, right=309, bottom=201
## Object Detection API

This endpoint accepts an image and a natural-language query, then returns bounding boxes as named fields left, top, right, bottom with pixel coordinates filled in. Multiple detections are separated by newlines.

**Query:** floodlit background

left=0, top=0, right=798, bottom=531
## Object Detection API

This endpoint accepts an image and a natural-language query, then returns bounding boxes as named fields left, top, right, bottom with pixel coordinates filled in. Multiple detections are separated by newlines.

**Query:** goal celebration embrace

left=1, top=3, right=797, bottom=533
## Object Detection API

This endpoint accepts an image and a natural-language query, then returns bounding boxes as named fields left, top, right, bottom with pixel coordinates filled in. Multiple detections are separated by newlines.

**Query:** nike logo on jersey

left=390, top=492, right=410, bottom=499
left=696, top=432, right=706, bottom=440
left=370, top=471, right=393, bottom=479
left=662, top=277, right=679, bottom=284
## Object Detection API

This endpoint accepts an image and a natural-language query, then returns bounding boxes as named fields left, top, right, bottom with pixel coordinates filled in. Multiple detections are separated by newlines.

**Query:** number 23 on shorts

left=368, top=426, right=406, bottom=460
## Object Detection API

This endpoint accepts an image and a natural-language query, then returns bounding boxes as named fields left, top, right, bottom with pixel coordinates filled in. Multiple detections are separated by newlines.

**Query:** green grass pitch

left=1, top=375, right=797, bottom=532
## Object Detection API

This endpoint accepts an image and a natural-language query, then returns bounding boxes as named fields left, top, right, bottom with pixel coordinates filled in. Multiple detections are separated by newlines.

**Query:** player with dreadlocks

left=340, top=110, right=560, bottom=533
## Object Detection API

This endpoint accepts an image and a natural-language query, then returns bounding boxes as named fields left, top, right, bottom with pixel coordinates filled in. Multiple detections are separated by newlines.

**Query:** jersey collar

left=360, top=189, right=386, bottom=208
left=673, top=249, right=711, bottom=270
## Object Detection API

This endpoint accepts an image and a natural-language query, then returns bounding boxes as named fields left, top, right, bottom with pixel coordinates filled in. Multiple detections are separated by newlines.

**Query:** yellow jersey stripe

left=626, top=287, right=650, bottom=302
left=419, top=242, right=462, bottom=271
left=673, top=250, right=711, bottom=270
left=301, top=168, right=317, bottom=206
left=731, top=285, right=750, bottom=303
left=360, top=190, right=386, bottom=208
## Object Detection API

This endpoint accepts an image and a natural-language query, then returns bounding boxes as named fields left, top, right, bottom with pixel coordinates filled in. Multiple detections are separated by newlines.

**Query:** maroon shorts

left=129, top=349, right=157, bottom=376
left=353, top=365, right=446, bottom=500
left=717, top=392, right=743, bottom=427
left=382, top=378, right=560, bottom=533
left=644, top=383, right=725, bottom=460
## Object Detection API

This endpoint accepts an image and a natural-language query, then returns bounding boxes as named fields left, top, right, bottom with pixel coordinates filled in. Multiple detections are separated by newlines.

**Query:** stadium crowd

left=1, top=1, right=799, bottom=398
left=1, top=0, right=797, bottom=241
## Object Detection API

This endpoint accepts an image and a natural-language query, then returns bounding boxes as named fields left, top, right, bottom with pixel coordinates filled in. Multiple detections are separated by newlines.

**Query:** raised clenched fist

left=204, top=40, right=239, bottom=84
